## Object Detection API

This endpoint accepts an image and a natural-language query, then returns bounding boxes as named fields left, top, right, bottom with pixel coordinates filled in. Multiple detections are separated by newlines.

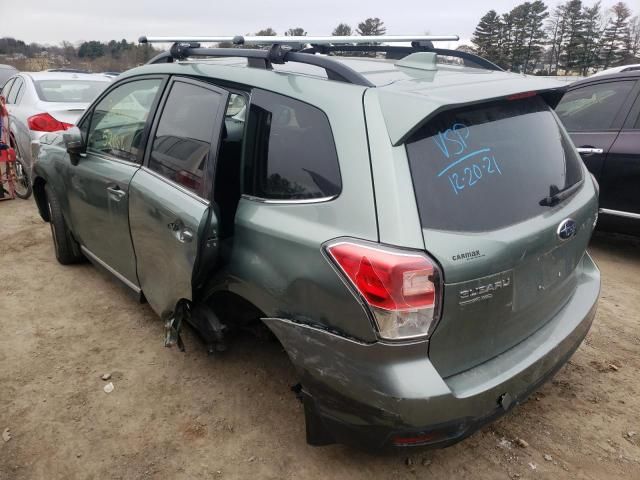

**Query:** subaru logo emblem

left=557, top=219, right=577, bottom=241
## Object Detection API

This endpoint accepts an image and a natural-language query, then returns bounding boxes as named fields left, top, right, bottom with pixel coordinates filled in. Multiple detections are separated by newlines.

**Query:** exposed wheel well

left=32, top=177, right=49, bottom=222
left=204, top=290, right=266, bottom=327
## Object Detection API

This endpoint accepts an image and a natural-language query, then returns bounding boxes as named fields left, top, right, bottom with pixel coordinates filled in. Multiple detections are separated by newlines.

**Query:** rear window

left=35, top=80, right=108, bottom=103
left=406, top=96, right=583, bottom=232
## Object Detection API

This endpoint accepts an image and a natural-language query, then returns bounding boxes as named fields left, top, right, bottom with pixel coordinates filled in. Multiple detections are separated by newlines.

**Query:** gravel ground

left=1, top=199, right=639, bottom=480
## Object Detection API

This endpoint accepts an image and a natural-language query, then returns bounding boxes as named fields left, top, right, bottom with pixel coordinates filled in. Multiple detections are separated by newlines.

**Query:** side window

left=6, top=77, right=23, bottom=104
left=556, top=81, right=634, bottom=131
left=148, top=81, right=223, bottom=196
left=86, top=79, right=161, bottom=163
left=244, top=89, right=341, bottom=200
left=1, top=78, right=15, bottom=99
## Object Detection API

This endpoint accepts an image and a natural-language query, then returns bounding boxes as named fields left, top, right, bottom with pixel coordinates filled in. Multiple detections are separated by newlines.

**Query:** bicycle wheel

left=12, top=145, right=32, bottom=200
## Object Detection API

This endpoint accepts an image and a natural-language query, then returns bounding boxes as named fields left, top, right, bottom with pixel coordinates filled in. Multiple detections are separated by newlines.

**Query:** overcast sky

left=0, top=0, right=627, bottom=47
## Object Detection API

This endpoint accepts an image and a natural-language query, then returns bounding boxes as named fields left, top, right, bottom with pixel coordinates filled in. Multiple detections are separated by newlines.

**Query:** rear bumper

left=264, top=252, right=600, bottom=451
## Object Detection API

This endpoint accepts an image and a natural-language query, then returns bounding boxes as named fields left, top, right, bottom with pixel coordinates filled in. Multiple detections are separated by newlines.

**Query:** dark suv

left=556, top=70, right=640, bottom=234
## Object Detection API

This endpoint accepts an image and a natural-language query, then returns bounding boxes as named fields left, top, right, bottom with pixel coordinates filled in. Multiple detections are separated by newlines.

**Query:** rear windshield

left=35, top=80, right=108, bottom=103
left=405, top=96, right=583, bottom=232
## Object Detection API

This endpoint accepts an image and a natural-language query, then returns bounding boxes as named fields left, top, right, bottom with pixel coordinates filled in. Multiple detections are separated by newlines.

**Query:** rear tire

left=45, top=185, right=83, bottom=265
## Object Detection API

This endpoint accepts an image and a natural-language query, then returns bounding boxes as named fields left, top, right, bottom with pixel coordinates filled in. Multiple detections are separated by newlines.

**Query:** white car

left=1, top=71, right=111, bottom=197
left=590, top=64, right=640, bottom=77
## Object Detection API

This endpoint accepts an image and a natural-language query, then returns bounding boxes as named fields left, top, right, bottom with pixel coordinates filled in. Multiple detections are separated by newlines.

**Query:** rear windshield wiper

left=539, top=180, right=583, bottom=207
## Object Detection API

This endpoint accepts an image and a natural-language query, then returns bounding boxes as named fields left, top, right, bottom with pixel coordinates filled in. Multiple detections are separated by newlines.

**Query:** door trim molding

left=599, top=208, right=640, bottom=220
left=80, top=246, right=142, bottom=294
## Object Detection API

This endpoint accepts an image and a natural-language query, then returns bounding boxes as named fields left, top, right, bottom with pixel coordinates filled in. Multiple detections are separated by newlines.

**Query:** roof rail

left=302, top=44, right=503, bottom=71
left=139, top=35, right=459, bottom=45
left=146, top=43, right=376, bottom=87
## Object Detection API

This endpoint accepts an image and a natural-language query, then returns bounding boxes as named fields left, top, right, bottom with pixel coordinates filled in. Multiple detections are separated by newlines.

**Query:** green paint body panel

left=32, top=55, right=600, bottom=450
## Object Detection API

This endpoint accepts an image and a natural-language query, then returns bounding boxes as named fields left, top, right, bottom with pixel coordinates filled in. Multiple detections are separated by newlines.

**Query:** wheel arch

left=32, top=176, right=49, bottom=222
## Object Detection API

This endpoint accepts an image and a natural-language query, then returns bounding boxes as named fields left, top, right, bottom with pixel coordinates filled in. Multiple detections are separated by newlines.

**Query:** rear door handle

left=106, top=185, right=126, bottom=200
left=576, top=147, right=604, bottom=155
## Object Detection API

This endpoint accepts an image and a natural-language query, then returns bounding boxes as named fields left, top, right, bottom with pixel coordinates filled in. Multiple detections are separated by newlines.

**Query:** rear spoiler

left=374, top=80, right=568, bottom=146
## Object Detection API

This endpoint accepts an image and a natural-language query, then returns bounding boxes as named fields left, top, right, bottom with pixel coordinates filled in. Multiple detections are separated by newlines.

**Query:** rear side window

left=556, top=81, right=634, bottom=131
left=244, top=89, right=341, bottom=200
left=406, top=96, right=583, bottom=232
left=148, top=81, right=224, bottom=196
left=34, top=80, right=108, bottom=103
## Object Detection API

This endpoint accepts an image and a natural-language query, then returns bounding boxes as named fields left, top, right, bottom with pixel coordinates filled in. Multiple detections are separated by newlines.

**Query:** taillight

left=325, top=240, right=442, bottom=340
left=506, top=91, right=537, bottom=101
left=27, top=113, right=74, bottom=132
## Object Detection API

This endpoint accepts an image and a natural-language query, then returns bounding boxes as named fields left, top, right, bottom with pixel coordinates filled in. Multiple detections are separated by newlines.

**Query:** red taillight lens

left=27, top=113, right=74, bottom=132
left=326, top=240, right=441, bottom=340
left=506, top=91, right=537, bottom=101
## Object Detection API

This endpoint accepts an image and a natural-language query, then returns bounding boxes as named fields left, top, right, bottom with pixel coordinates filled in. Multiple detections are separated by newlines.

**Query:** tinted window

left=148, top=81, right=223, bottom=196
left=7, top=77, right=23, bottom=104
left=244, top=89, right=341, bottom=200
left=87, top=79, right=161, bottom=163
left=556, top=81, right=634, bottom=131
left=35, top=80, right=108, bottom=103
left=406, top=97, right=584, bottom=232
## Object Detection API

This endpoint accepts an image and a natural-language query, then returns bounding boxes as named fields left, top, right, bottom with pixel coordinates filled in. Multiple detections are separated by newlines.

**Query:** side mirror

left=63, top=126, right=85, bottom=166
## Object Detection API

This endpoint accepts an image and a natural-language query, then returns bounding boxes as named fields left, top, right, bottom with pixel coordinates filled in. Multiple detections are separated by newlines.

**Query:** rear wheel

left=45, top=184, right=83, bottom=264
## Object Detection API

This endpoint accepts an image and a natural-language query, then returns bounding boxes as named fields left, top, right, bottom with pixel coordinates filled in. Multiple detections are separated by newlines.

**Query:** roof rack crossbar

left=139, top=35, right=459, bottom=45
left=147, top=44, right=375, bottom=87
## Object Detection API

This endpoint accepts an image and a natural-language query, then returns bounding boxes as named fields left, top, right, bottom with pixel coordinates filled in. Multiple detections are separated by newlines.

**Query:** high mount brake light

left=326, top=240, right=442, bottom=340
left=27, top=113, right=74, bottom=133
left=506, top=91, right=537, bottom=101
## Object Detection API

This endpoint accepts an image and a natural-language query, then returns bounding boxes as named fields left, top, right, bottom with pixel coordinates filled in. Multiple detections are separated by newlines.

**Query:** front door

left=129, top=78, right=227, bottom=317
left=556, top=78, right=638, bottom=211
left=66, top=77, right=164, bottom=288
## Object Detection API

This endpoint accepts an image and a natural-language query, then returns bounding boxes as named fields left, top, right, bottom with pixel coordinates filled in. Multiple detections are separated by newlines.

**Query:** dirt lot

left=1, top=199, right=639, bottom=480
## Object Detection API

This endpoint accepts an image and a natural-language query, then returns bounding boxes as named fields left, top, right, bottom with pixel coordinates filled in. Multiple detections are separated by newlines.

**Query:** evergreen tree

left=559, top=0, right=585, bottom=74
left=471, top=10, right=503, bottom=61
left=600, top=2, right=632, bottom=68
left=356, top=18, right=386, bottom=36
left=332, top=23, right=352, bottom=36
left=255, top=28, right=277, bottom=36
left=577, top=2, right=603, bottom=75
left=285, top=28, right=307, bottom=37
left=522, top=1, right=549, bottom=73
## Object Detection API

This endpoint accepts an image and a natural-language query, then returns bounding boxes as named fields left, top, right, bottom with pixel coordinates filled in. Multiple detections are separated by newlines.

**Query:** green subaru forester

left=31, top=35, right=600, bottom=450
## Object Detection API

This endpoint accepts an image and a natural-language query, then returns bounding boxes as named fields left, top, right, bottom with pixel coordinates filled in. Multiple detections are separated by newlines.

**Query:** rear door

left=599, top=86, right=640, bottom=217
left=403, top=95, right=598, bottom=377
left=556, top=79, right=638, bottom=202
left=129, top=77, right=228, bottom=318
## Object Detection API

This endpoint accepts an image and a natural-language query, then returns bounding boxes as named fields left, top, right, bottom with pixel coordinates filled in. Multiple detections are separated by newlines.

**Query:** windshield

left=405, top=96, right=583, bottom=232
left=35, top=79, right=108, bottom=103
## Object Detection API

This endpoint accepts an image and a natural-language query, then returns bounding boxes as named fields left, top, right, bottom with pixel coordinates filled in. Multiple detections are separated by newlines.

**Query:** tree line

left=0, top=17, right=387, bottom=72
left=471, top=1, right=639, bottom=75
left=0, top=37, right=159, bottom=72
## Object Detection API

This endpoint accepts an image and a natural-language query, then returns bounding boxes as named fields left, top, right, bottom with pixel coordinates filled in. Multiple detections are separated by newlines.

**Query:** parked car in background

left=556, top=70, right=640, bottom=234
left=590, top=64, right=640, bottom=78
left=0, top=64, right=18, bottom=87
left=1, top=71, right=111, bottom=194
left=32, top=36, right=600, bottom=451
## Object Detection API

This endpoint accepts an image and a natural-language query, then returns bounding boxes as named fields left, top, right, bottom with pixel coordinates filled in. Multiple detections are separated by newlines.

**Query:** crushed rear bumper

left=264, top=253, right=600, bottom=451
